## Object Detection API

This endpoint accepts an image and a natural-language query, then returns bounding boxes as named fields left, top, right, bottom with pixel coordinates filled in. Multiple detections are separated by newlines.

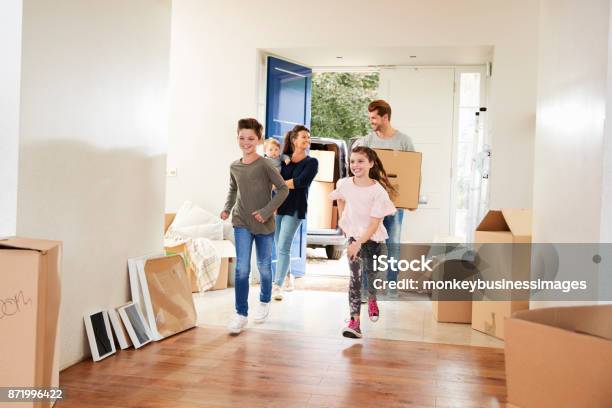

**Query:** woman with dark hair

left=272, top=125, right=318, bottom=300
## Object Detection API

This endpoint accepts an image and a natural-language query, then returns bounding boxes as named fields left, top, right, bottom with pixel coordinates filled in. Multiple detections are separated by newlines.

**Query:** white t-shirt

left=329, top=177, right=396, bottom=242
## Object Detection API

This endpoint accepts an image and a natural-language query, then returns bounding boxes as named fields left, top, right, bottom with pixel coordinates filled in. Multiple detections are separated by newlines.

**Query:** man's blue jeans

left=362, top=209, right=404, bottom=294
left=274, top=213, right=302, bottom=286
left=233, top=227, right=274, bottom=317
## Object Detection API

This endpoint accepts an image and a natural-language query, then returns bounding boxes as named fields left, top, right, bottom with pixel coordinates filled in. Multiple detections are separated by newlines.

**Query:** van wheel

left=325, top=245, right=344, bottom=260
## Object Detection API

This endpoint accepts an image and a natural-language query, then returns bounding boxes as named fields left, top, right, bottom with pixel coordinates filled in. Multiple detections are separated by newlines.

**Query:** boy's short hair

left=368, top=99, right=392, bottom=120
left=237, top=118, right=264, bottom=139
left=264, top=138, right=280, bottom=149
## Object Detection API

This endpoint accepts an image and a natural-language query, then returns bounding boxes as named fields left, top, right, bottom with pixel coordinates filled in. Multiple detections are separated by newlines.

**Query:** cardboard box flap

left=476, top=210, right=509, bottom=232
left=512, top=305, right=612, bottom=341
left=164, top=213, right=176, bottom=233
left=501, top=209, right=532, bottom=238
left=210, top=240, right=236, bottom=258
left=0, top=237, right=61, bottom=254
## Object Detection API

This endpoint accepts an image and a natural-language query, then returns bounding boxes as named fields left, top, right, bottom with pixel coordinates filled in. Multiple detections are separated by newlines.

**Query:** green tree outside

left=311, top=72, right=379, bottom=141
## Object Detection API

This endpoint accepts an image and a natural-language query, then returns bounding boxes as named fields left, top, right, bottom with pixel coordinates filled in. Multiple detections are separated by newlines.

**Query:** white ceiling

left=264, top=46, right=494, bottom=69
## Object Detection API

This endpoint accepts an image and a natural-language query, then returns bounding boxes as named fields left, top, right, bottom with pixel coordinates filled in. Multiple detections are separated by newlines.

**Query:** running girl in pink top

left=329, top=146, right=397, bottom=338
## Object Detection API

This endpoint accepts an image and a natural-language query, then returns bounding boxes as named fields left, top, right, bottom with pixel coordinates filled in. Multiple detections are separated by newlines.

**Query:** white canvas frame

left=108, top=307, right=131, bottom=350
left=137, top=255, right=165, bottom=341
left=117, top=302, right=152, bottom=349
left=128, top=253, right=164, bottom=322
left=84, top=310, right=116, bottom=362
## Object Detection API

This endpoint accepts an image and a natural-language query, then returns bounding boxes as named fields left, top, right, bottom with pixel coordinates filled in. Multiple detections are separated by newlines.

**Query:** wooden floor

left=58, top=326, right=508, bottom=408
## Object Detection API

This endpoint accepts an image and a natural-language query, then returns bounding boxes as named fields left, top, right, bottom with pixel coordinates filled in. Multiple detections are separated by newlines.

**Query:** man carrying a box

left=354, top=99, right=415, bottom=297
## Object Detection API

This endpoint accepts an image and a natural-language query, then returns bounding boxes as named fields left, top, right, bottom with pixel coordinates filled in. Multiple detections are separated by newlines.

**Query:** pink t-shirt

left=329, top=177, right=396, bottom=242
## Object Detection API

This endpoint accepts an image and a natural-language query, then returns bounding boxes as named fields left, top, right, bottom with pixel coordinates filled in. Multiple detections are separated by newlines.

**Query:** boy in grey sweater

left=221, top=118, right=288, bottom=335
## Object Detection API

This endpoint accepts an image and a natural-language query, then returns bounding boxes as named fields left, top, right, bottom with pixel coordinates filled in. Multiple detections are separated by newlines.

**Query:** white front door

left=378, top=67, right=455, bottom=243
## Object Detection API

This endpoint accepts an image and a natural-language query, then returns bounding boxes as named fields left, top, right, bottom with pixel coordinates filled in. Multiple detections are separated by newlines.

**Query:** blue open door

left=266, top=56, right=312, bottom=278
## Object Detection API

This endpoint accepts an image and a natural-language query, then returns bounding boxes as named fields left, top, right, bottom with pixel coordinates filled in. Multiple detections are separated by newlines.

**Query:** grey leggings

left=347, top=238, right=387, bottom=316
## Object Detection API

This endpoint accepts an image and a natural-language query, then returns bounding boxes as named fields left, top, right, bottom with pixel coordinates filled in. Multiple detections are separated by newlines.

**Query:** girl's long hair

left=349, top=146, right=397, bottom=199
left=282, top=125, right=310, bottom=157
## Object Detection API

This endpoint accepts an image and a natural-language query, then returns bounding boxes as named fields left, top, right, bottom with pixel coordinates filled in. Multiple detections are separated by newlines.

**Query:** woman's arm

left=286, top=158, right=319, bottom=189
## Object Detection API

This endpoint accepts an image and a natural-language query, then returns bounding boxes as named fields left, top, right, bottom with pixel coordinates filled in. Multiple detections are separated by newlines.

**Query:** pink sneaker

left=368, top=299, right=379, bottom=322
left=342, top=318, right=362, bottom=339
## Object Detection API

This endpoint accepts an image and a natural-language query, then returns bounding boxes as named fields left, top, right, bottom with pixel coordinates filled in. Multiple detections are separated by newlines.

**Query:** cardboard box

left=209, top=240, right=236, bottom=291
left=164, top=213, right=235, bottom=292
left=472, top=300, right=529, bottom=339
left=430, top=260, right=476, bottom=323
left=505, top=305, right=612, bottom=407
left=373, top=149, right=422, bottom=209
left=474, top=209, right=532, bottom=245
left=433, top=301, right=472, bottom=323
left=310, top=149, right=335, bottom=182
left=0, top=237, right=62, bottom=408
left=331, top=206, right=338, bottom=229
left=472, top=209, right=532, bottom=339
left=307, top=181, right=334, bottom=229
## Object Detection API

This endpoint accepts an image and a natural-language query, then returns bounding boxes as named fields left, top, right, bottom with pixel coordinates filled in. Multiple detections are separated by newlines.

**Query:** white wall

left=17, top=0, right=172, bottom=368
left=166, top=0, right=540, bottom=215
left=0, top=0, right=22, bottom=237
left=531, top=0, right=611, bottom=308
left=532, top=0, right=610, bottom=243
left=601, top=0, right=612, bottom=244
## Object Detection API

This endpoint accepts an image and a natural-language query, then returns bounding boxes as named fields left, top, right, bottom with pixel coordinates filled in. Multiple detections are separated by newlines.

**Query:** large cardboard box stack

left=307, top=181, right=334, bottom=229
left=310, top=149, right=335, bottom=182
left=505, top=305, right=612, bottom=407
left=307, top=150, right=335, bottom=229
left=472, top=209, right=532, bottom=339
left=373, top=149, right=422, bottom=209
left=0, top=237, right=62, bottom=408
left=164, top=213, right=234, bottom=291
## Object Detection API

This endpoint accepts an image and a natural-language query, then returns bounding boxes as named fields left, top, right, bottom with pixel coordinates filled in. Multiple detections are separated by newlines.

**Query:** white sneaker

left=272, top=284, right=283, bottom=301
left=228, top=314, right=248, bottom=334
left=284, top=274, right=295, bottom=292
left=252, top=302, right=270, bottom=323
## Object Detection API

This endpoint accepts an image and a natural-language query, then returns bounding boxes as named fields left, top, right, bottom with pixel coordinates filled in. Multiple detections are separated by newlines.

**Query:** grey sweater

left=223, top=156, right=289, bottom=235
left=355, top=130, right=415, bottom=151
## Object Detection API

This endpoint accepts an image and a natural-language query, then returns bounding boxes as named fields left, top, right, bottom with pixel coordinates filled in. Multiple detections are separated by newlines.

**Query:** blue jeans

left=233, top=227, right=274, bottom=317
left=362, top=209, right=404, bottom=294
left=273, top=213, right=303, bottom=286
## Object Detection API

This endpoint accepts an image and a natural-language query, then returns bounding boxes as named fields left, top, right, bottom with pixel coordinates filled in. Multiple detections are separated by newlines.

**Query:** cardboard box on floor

left=209, top=240, right=235, bottom=290
left=164, top=213, right=234, bottom=291
left=306, top=181, right=334, bottom=229
left=472, top=209, right=532, bottom=339
left=0, top=237, right=62, bottom=408
left=373, top=149, right=422, bottom=209
left=505, top=305, right=612, bottom=407
left=310, top=149, right=335, bottom=182
left=397, top=244, right=431, bottom=294
left=431, top=260, right=477, bottom=324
